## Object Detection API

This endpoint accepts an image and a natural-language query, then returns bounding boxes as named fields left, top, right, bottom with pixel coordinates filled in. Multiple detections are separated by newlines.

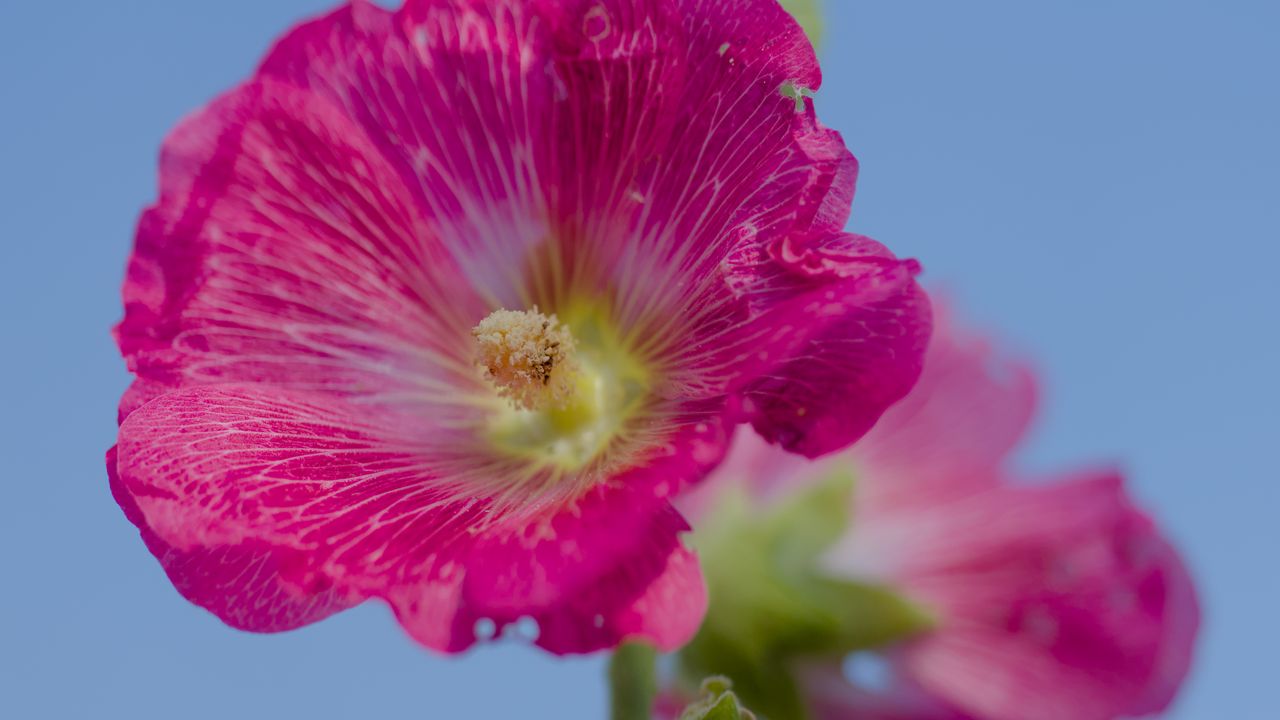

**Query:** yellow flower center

left=473, top=304, right=650, bottom=473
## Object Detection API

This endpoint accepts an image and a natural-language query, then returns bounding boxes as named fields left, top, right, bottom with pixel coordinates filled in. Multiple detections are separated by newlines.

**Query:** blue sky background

left=1, top=1, right=1275, bottom=717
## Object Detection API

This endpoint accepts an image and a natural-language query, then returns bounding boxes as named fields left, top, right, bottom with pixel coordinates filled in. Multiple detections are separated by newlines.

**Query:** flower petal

left=530, top=0, right=877, bottom=409
left=530, top=0, right=853, bottom=307
left=731, top=233, right=931, bottom=458
left=107, top=447, right=356, bottom=632
left=258, top=0, right=555, bottom=309
left=455, top=400, right=729, bottom=651
left=851, top=303, right=1037, bottom=506
left=115, top=385, right=724, bottom=653
left=532, top=545, right=707, bottom=654
left=1115, top=510, right=1201, bottom=715
left=115, top=384, right=496, bottom=652
left=117, top=76, right=478, bottom=402
left=839, top=474, right=1200, bottom=720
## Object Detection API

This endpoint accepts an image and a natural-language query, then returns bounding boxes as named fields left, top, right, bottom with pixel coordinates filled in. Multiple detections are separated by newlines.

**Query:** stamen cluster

left=472, top=308, right=578, bottom=411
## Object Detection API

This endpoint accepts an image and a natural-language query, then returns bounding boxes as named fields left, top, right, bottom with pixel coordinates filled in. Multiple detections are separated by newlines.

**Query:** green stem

left=609, top=642, right=658, bottom=720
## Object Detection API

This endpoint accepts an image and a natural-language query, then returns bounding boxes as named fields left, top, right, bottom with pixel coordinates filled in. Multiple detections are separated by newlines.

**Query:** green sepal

left=678, top=677, right=757, bottom=720
left=679, top=467, right=934, bottom=719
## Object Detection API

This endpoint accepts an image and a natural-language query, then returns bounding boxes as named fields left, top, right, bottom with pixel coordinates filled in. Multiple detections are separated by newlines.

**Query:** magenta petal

left=864, top=474, right=1201, bottom=720
left=401, top=484, right=704, bottom=654
left=115, top=385, right=723, bottom=654
left=108, top=447, right=355, bottom=632
left=733, top=233, right=932, bottom=458
left=114, top=385, right=493, bottom=652
left=530, top=0, right=848, bottom=281
left=461, top=488, right=688, bottom=617
left=116, top=386, right=439, bottom=554
left=455, top=403, right=728, bottom=652
left=851, top=304, right=1038, bottom=508
left=460, top=399, right=726, bottom=611
left=117, top=77, right=476, bottom=398
left=257, top=0, right=556, bottom=309
left=536, top=1, right=884, bottom=407
left=1118, top=510, right=1202, bottom=716
left=532, top=545, right=707, bottom=654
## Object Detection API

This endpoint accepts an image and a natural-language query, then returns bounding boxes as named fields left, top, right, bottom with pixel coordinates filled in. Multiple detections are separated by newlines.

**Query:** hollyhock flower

left=108, top=0, right=929, bottom=655
left=816, top=472, right=1200, bottom=720
left=675, top=312, right=1199, bottom=719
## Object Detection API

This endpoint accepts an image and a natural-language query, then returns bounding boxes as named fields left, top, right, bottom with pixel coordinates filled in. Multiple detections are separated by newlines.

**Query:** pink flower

left=108, top=0, right=929, bottom=655
left=820, top=473, right=1199, bottom=720
left=681, top=312, right=1199, bottom=718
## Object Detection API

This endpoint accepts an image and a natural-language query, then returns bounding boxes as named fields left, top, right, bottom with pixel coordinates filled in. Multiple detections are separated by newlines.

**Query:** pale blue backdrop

left=2, top=1, right=1275, bottom=717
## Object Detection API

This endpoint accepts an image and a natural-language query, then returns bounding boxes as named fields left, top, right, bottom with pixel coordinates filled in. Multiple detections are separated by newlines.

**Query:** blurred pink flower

left=687, top=311, right=1199, bottom=719
left=108, top=0, right=929, bottom=655
left=817, top=471, right=1199, bottom=720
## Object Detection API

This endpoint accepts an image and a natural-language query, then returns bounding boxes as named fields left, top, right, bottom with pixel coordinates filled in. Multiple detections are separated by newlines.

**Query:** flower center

left=472, top=308, right=579, bottom=412
left=474, top=305, right=650, bottom=473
